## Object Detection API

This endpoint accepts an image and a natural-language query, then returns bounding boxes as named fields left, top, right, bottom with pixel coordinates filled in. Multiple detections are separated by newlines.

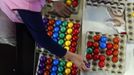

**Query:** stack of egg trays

left=86, top=0, right=126, bottom=7
left=44, top=15, right=81, bottom=53
left=125, top=2, right=134, bottom=42
left=84, top=31, right=127, bottom=75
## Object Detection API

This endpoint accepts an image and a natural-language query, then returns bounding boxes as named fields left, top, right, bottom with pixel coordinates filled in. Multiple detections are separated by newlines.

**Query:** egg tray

left=36, top=52, right=79, bottom=75
left=86, top=0, right=126, bottom=7
left=84, top=31, right=126, bottom=75
left=125, top=3, right=134, bottom=42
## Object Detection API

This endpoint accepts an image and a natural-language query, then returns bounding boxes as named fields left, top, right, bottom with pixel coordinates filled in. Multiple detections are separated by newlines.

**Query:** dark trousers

left=0, top=23, right=35, bottom=75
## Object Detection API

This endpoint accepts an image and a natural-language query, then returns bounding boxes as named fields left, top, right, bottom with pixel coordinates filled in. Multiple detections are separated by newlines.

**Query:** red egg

left=106, top=42, right=113, bottom=49
left=73, top=29, right=79, bottom=35
left=93, top=48, right=100, bottom=54
left=93, top=42, right=99, bottom=48
left=72, top=0, right=78, bottom=7
left=47, top=31, right=53, bottom=37
left=45, top=65, right=51, bottom=70
left=98, top=61, right=105, bottom=68
left=46, top=58, right=52, bottom=64
left=113, top=44, right=119, bottom=50
left=99, top=55, right=106, bottom=61
left=71, top=41, right=77, bottom=47
left=72, top=35, right=78, bottom=41
left=47, top=26, right=53, bottom=31
left=87, top=41, right=93, bottom=47
left=74, top=23, right=80, bottom=29
left=113, top=37, right=120, bottom=44
left=106, top=49, right=113, bottom=56
left=71, top=69, right=77, bottom=75
left=44, top=70, right=50, bottom=75
left=112, top=56, right=118, bottom=63
left=72, top=64, right=77, bottom=69
left=112, top=50, right=119, bottom=56
left=48, top=19, right=55, bottom=25
left=86, top=54, right=92, bottom=60
left=93, top=35, right=101, bottom=41
left=93, top=54, right=99, bottom=61
left=70, top=47, right=76, bottom=53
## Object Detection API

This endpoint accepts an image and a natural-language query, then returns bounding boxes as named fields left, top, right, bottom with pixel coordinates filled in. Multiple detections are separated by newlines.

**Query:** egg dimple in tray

left=86, top=0, right=126, bottom=7
left=84, top=31, right=126, bottom=75
left=36, top=53, right=79, bottom=75
left=125, top=3, right=134, bottom=42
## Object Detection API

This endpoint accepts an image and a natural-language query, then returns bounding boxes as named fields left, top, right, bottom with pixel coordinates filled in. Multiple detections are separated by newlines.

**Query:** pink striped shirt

left=0, top=0, right=46, bottom=23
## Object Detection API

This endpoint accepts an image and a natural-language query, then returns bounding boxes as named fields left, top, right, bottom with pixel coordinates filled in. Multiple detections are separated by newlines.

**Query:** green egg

left=60, top=27, right=66, bottom=33
left=58, top=66, right=64, bottom=72
left=58, top=39, right=64, bottom=45
left=59, top=33, right=65, bottom=38
left=87, top=48, right=93, bottom=54
left=57, top=73, right=63, bottom=75
left=62, top=21, right=68, bottom=27
left=59, top=60, right=66, bottom=66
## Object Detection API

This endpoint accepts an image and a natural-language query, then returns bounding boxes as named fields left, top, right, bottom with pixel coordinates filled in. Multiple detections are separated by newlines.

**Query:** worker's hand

left=52, top=1, right=74, bottom=17
left=64, top=51, right=89, bottom=71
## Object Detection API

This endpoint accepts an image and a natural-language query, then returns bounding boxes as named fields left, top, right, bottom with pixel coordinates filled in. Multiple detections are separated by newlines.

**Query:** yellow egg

left=65, top=41, right=71, bottom=46
left=131, top=12, right=134, bottom=17
left=66, top=35, right=72, bottom=40
left=67, top=28, right=73, bottom=34
left=65, top=68, right=71, bottom=74
left=68, top=22, right=73, bottom=28
left=64, top=46, right=70, bottom=50
left=66, top=61, right=73, bottom=67
left=66, top=0, right=72, bottom=6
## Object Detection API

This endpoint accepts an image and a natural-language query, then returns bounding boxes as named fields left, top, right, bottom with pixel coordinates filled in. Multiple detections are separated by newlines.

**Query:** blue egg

left=51, top=66, right=58, bottom=72
left=99, top=42, right=106, bottom=49
left=51, top=72, right=56, bottom=75
left=53, top=32, right=59, bottom=38
left=52, top=38, right=58, bottom=42
left=55, top=20, right=62, bottom=26
left=100, top=36, right=107, bottom=43
left=54, top=27, right=60, bottom=32
left=53, top=59, right=59, bottom=65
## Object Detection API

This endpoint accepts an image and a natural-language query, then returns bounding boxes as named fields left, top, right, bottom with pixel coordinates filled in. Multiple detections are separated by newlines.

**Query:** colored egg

left=58, top=39, right=64, bottom=45
left=131, top=12, right=134, bottom=17
left=59, top=60, right=66, bottom=66
left=53, top=59, right=59, bottom=65
left=93, top=48, right=100, bottom=54
left=51, top=66, right=58, bottom=72
left=72, top=35, right=78, bottom=41
left=48, top=26, right=53, bottom=31
left=112, top=56, right=118, bottom=63
left=66, top=34, right=72, bottom=40
left=72, top=64, right=77, bottom=69
left=52, top=38, right=58, bottom=42
left=71, top=41, right=77, bottom=47
left=45, top=65, right=51, bottom=70
left=49, top=19, right=55, bottom=25
left=70, top=47, right=76, bottom=53
left=40, top=56, right=46, bottom=62
left=86, top=48, right=93, bottom=54
left=74, top=23, right=80, bottom=29
left=72, top=29, right=79, bottom=35
left=55, top=20, right=62, bottom=26
left=66, top=61, right=73, bottom=67
left=65, top=68, right=71, bottom=74
left=113, top=37, right=120, bottom=43
left=106, top=49, right=113, bottom=56
left=113, top=44, right=119, bottom=50
left=99, top=55, right=106, bottom=61
left=93, top=42, right=99, bottom=48
left=86, top=54, right=92, bottom=60
left=99, top=42, right=106, bottom=49
left=44, top=70, right=50, bottom=75
left=85, top=62, right=90, bottom=68
left=47, top=31, right=53, bottom=36
left=87, top=41, right=93, bottom=47
left=98, top=61, right=105, bottom=68
left=65, top=41, right=71, bottom=46
left=51, top=72, right=56, bottom=75
left=54, top=27, right=60, bottom=32
left=113, top=50, right=119, bottom=56
left=66, top=0, right=72, bottom=6
left=72, top=0, right=78, bottom=7
left=59, top=33, right=65, bottom=38
left=52, top=32, right=59, bottom=38
left=57, top=73, right=63, bottom=75
left=106, top=42, right=113, bottom=49
left=58, top=66, right=64, bottom=72
left=67, top=28, right=73, bottom=34
left=68, top=22, right=73, bottom=28
left=71, top=69, right=77, bottom=75
left=62, top=21, right=68, bottom=27
left=93, top=34, right=101, bottom=41
left=37, top=70, right=43, bottom=75
left=43, top=18, right=49, bottom=24
left=100, top=36, right=107, bottom=43
left=39, top=63, right=45, bottom=69
left=64, top=46, right=70, bottom=50
left=60, top=27, right=66, bottom=32
left=93, top=54, right=99, bottom=61
left=46, top=58, right=52, bottom=64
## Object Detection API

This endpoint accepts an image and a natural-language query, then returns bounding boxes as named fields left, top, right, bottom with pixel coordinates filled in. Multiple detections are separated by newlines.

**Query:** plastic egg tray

left=125, top=3, right=134, bottom=42
left=36, top=53, right=78, bottom=75
left=86, top=0, right=126, bottom=7
left=84, top=31, right=126, bottom=75
left=42, top=16, right=81, bottom=53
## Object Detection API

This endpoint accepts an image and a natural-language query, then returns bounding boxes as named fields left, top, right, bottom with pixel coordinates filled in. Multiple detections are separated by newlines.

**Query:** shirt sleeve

left=17, top=9, right=67, bottom=57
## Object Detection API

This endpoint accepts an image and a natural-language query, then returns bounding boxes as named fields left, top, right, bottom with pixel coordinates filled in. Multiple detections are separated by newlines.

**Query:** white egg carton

left=84, top=31, right=127, bottom=75
left=125, top=3, right=134, bottom=42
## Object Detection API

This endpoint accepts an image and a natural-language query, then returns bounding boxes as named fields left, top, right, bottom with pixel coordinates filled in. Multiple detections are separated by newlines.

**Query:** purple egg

left=40, top=56, right=46, bottom=62
left=38, top=63, right=45, bottom=69
left=85, top=62, right=90, bottom=68
left=43, top=18, right=49, bottom=24
left=37, top=70, right=44, bottom=75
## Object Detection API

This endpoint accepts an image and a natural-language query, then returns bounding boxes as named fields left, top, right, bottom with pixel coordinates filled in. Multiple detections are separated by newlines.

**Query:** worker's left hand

left=50, top=1, right=74, bottom=17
